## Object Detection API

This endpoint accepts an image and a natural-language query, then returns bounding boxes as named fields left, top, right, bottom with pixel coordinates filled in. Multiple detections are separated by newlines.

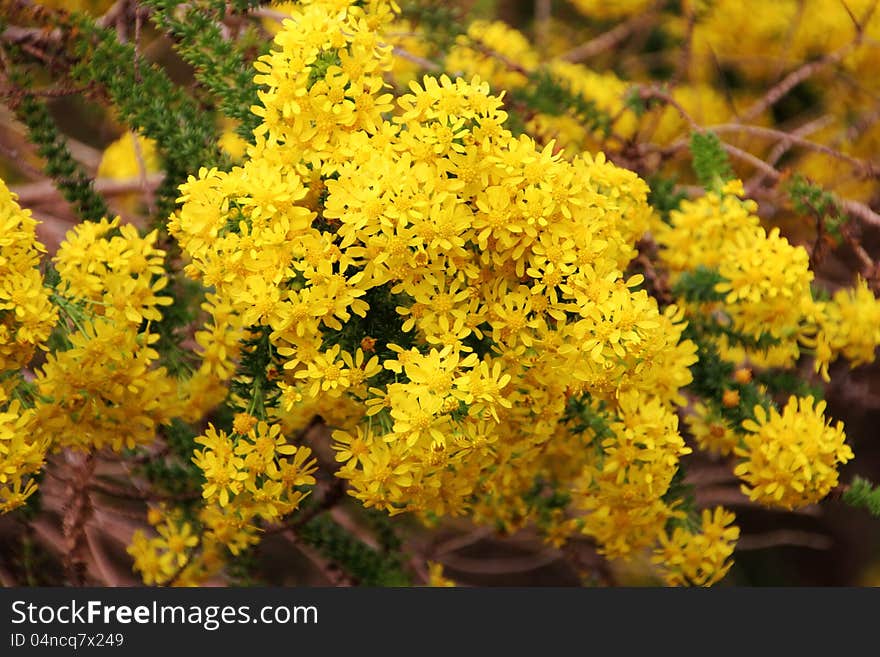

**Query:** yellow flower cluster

left=179, top=294, right=245, bottom=422
left=53, top=216, right=172, bottom=326
left=685, top=402, right=738, bottom=457
left=0, top=181, right=55, bottom=513
left=439, top=18, right=734, bottom=159
left=0, top=179, right=57, bottom=384
left=128, top=512, right=201, bottom=586
left=811, top=278, right=880, bottom=380
left=675, top=0, right=880, bottom=201
left=688, top=0, right=880, bottom=83
left=657, top=180, right=880, bottom=378
left=129, top=418, right=317, bottom=585
left=0, top=400, right=44, bottom=513
left=33, top=218, right=179, bottom=452
left=168, top=0, right=715, bottom=571
left=735, top=396, right=853, bottom=509
left=192, top=419, right=316, bottom=520
left=445, top=20, right=538, bottom=90
left=4, top=0, right=876, bottom=590
left=653, top=507, right=740, bottom=587
left=575, top=392, right=692, bottom=560
left=657, top=181, right=813, bottom=341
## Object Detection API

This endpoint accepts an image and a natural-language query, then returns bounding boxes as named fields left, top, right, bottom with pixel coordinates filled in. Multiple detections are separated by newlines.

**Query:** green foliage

left=753, top=368, right=824, bottom=399
left=624, top=86, right=648, bottom=118
left=562, top=393, right=616, bottom=442
left=682, top=323, right=771, bottom=427
left=690, top=130, right=734, bottom=191
left=225, top=546, right=262, bottom=586
left=842, top=476, right=880, bottom=516
left=787, top=174, right=847, bottom=242
left=152, top=274, right=204, bottom=377
left=232, top=326, right=283, bottom=419
left=671, top=265, right=726, bottom=303
left=319, top=283, right=417, bottom=387
left=662, top=466, right=698, bottom=531
left=138, top=419, right=203, bottom=504
left=400, top=0, right=465, bottom=52
left=298, top=515, right=411, bottom=586
left=361, top=507, right=403, bottom=553
left=143, top=0, right=265, bottom=142
left=64, top=12, right=223, bottom=219
left=523, top=476, right=573, bottom=529
left=7, top=91, right=108, bottom=222
left=646, top=174, right=687, bottom=222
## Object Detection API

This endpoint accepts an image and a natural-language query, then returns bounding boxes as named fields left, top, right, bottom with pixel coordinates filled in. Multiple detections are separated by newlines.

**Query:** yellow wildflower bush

left=2, top=0, right=880, bottom=588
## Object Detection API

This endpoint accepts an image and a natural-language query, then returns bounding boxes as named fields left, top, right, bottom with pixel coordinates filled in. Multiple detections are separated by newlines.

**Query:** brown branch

left=439, top=547, right=561, bottom=575
left=739, top=0, right=879, bottom=124
left=559, top=11, right=656, bottom=63
left=262, top=477, right=346, bottom=536
left=11, top=172, right=165, bottom=205
left=89, top=477, right=201, bottom=503
left=671, top=4, right=697, bottom=85
left=638, top=86, right=700, bottom=130
left=705, top=123, right=879, bottom=177
left=391, top=46, right=441, bottom=72
left=469, top=39, right=531, bottom=76
left=634, top=236, right=673, bottom=305
left=534, top=0, right=551, bottom=52
left=737, top=529, right=833, bottom=551
left=765, top=114, right=836, bottom=168
left=61, top=451, right=96, bottom=586
left=96, top=0, right=130, bottom=30
left=841, top=198, right=880, bottom=230
left=840, top=221, right=879, bottom=283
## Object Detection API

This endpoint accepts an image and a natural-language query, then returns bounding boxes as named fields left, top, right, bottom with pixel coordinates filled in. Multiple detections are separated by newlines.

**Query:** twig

left=11, top=172, right=165, bottom=205
left=672, top=4, right=697, bottom=85
left=738, top=1, right=879, bottom=124
left=61, top=451, right=96, bottom=586
left=638, top=86, right=700, bottom=130
left=737, top=529, right=833, bottom=551
left=439, top=548, right=560, bottom=575
left=89, top=478, right=201, bottom=502
left=559, top=11, right=656, bottom=63
left=96, top=0, right=129, bottom=30
left=841, top=198, right=880, bottom=229
left=391, top=46, right=441, bottom=72
left=705, top=123, right=879, bottom=177
left=262, top=477, right=346, bottom=536
left=534, top=0, right=551, bottom=52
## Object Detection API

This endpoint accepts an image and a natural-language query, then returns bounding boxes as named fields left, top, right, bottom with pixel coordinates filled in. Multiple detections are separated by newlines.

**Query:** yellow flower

left=426, top=561, right=456, bottom=587
left=685, top=403, right=738, bottom=457
left=811, top=277, right=880, bottom=380
left=735, top=396, right=853, bottom=509
left=97, top=133, right=161, bottom=215
left=654, top=507, right=740, bottom=587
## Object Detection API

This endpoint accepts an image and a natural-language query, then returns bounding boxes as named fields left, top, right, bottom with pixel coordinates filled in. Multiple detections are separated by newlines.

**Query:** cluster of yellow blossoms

left=167, top=0, right=742, bottom=585
left=130, top=417, right=316, bottom=585
left=38, top=217, right=178, bottom=452
left=655, top=179, right=880, bottom=378
left=0, top=180, right=56, bottom=380
left=655, top=179, right=869, bottom=509
left=736, top=397, right=852, bottom=510
left=0, top=181, right=55, bottom=512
